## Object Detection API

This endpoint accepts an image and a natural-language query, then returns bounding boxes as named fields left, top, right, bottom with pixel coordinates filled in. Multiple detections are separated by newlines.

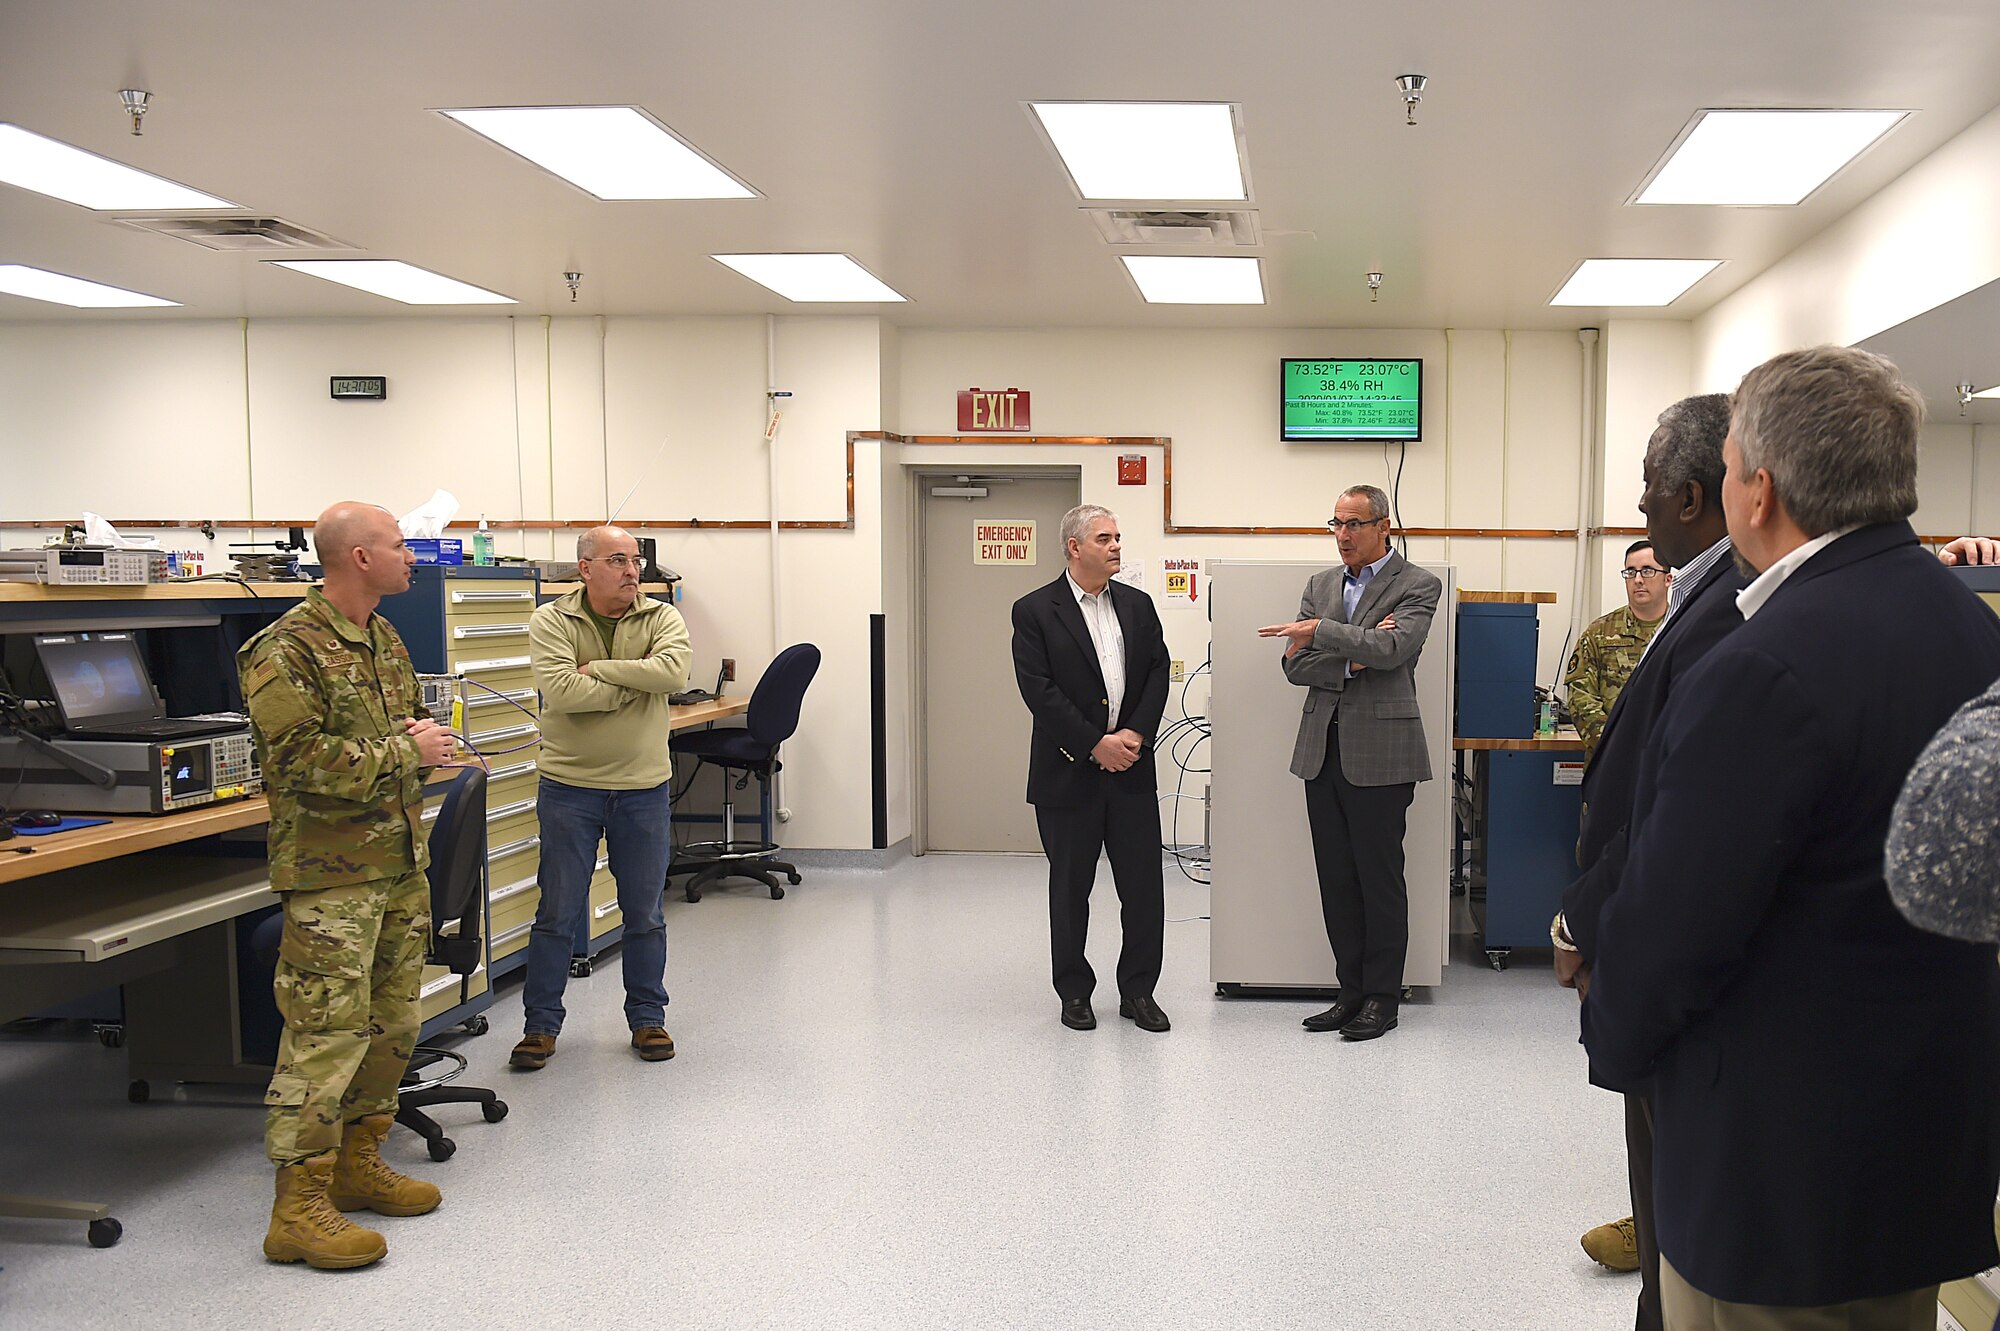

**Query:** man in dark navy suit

left=1010, top=504, right=1172, bottom=1033
left=1554, top=392, right=1741, bottom=1326
left=1584, top=347, right=2000, bottom=1330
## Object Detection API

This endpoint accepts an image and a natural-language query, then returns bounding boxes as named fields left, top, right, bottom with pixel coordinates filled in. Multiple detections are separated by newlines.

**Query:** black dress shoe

left=1061, top=998, right=1097, bottom=1030
left=1118, top=995, right=1171, bottom=1033
left=1340, top=998, right=1398, bottom=1041
left=1303, top=996, right=1364, bottom=1033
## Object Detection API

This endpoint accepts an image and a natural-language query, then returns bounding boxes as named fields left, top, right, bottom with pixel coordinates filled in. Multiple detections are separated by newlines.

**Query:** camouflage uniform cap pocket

left=264, top=1070, right=310, bottom=1107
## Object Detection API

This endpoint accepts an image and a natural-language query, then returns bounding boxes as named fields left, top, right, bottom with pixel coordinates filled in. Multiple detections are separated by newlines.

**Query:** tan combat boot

left=264, top=1151, right=388, bottom=1269
left=328, top=1114, right=442, bottom=1217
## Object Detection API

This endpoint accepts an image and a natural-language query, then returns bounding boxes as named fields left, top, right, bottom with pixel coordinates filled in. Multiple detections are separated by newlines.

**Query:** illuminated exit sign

left=956, top=387, right=1031, bottom=432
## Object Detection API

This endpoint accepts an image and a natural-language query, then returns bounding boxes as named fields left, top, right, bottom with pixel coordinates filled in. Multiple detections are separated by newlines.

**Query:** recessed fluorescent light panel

left=711, top=254, right=907, bottom=303
left=1634, top=109, right=1907, bottom=206
left=1121, top=255, right=1264, bottom=304
left=0, top=123, right=237, bottom=210
left=265, top=260, right=516, bottom=305
left=0, top=264, right=179, bottom=308
left=438, top=106, right=756, bottom=201
left=1030, top=102, right=1248, bottom=201
left=1549, top=259, right=1722, bottom=307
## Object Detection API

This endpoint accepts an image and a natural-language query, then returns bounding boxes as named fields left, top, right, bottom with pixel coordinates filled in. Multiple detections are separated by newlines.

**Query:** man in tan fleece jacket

left=511, top=525, right=691, bottom=1070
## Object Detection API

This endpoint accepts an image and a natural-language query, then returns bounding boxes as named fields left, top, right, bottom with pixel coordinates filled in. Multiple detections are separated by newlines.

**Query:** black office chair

left=668, top=643, right=822, bottom=902
left=245, top=766, right=506, bottom=1162
left=395, top=765, right=507, bottom=1160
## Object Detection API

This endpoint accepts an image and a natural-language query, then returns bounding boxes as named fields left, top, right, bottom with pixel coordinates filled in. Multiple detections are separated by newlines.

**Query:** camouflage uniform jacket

left=1563, top=605, right=1664, bottom=759
left=238, top=586, right=431, bottom=891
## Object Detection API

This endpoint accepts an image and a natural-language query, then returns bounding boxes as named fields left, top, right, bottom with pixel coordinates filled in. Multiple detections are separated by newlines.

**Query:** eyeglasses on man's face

left=1620, top=566, right=1667, bottom=581
left=586, top=554, right=641, bottom=570
left=1326, top=518, right=1386, bottom=534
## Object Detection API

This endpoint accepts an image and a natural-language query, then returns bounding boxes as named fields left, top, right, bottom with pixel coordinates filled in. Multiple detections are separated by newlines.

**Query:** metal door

left=918, top=472, right=1080, bottom=852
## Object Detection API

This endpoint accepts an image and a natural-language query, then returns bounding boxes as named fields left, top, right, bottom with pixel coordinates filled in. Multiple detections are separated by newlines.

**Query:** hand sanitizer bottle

left=473, top=517, right=495, bottom=566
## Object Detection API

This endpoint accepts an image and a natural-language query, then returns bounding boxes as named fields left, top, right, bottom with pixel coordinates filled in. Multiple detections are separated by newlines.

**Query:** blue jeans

left=523, top=776, right=672, bottom=1035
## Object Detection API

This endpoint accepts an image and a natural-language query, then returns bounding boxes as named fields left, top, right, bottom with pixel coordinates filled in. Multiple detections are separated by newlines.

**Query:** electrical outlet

left=720, top=658, right=736, bottom=682
left=1169, top=659, right=1185, bottom=681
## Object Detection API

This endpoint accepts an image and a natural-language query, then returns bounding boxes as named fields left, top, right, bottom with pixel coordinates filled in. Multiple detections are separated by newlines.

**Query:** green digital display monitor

left=1282, top=359, right=1423, bottom=441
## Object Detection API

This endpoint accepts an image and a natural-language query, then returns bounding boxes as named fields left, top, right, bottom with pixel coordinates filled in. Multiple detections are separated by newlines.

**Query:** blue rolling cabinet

left=1454, top=596, right=1584, bottom=968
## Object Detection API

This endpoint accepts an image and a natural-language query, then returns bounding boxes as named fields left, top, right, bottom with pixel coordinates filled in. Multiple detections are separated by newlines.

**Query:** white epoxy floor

left=0, top=855, right=1639, bottom=1330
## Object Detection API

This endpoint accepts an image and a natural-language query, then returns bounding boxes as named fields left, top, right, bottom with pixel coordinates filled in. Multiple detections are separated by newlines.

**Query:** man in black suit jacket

left=1553, top=393, right=1738, bottom=1326
left=1011, top=504, right=1172, bottom=1033
left=1584, top=347, right=2000, bottom=1328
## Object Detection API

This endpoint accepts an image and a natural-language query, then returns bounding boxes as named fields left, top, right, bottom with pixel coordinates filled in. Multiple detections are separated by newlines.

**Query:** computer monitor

left=32, top=632, right=164, bottom=730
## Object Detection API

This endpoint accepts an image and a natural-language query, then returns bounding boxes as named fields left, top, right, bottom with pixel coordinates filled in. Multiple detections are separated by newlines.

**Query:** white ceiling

left=3, top=0, right=2000, bottom=330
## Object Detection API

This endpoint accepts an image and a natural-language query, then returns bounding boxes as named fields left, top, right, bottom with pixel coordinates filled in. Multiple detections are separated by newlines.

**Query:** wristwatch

left=1550, top=913, right=1579, bottom=952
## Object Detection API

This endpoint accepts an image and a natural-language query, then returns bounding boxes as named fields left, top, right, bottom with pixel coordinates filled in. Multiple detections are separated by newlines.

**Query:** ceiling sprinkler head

left=119, top=89, right=151, bottom=136
left=563, top=270, right=583, bottom=303
left=1366, top=270, right=1384, bottom=303
left=1396, top=74, right=1428, bottom=127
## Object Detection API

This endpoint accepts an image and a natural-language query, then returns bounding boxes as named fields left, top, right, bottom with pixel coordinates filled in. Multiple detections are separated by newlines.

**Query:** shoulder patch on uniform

left=245, top=657, right=282, bottom=694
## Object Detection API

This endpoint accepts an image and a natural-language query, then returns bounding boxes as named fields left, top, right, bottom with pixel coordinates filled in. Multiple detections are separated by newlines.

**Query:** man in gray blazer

left=1260, top=484, right=1441, bottom=1040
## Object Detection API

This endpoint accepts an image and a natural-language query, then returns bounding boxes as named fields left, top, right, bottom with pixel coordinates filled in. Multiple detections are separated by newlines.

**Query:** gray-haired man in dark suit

left=1260, top=484, right=1441, bottom=1040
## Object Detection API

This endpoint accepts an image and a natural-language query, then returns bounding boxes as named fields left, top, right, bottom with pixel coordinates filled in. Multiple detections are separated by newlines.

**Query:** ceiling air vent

left=1084, top=209, right=1261, bottom=247
left=109, top=216, right=356, bottom=252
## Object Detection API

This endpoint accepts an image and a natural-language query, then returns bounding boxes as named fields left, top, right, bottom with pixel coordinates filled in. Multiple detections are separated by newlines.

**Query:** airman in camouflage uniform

left=239, top=502, right=458, bottom=1270
left=1564, top=541, right=1671, bottom=760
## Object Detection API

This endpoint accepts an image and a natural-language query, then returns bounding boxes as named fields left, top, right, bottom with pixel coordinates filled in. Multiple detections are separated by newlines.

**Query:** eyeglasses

left=1620, top=566, right=1668, bottom=581
left=585, top=554, right=641, bottom=570
left=1326, top=518, right=1386, bottom=534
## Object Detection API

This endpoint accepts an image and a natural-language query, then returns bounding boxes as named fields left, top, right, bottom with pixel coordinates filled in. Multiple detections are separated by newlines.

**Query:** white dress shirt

left=1065, top=570, right=1126, bottom=731
left=1735, top=526, right=1859, bottom=622
left=1638, top=534, right=1733, bottom=663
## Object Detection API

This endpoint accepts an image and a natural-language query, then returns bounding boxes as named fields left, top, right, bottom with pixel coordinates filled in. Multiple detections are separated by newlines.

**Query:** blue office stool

left=668, top=643, right=821, bottom=902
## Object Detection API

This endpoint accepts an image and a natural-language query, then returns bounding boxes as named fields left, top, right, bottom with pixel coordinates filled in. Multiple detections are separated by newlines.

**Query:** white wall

left=1694, top=102, right=2000, bottom=390
left=1595, top=321, right=1693, bottom=615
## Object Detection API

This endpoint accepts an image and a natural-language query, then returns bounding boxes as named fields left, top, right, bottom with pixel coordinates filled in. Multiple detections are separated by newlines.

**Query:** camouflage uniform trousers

left=263, top=870, right=431, bottom=1165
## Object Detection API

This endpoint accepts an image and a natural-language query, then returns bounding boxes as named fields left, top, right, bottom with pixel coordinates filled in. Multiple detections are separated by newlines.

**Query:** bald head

left=577, top=525, right=636, bottom=562
left=314, top=503, right=399, bottom=575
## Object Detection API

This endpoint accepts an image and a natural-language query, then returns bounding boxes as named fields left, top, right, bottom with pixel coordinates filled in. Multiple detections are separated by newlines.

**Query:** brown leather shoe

left=631, top=1026, right=676, bottom=1061
left=509, top=1032, right=556, bottom=1070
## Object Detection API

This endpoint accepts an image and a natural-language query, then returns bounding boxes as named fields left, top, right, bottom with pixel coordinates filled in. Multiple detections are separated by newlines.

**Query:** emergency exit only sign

left=975, top=520, right=1036, bottom=565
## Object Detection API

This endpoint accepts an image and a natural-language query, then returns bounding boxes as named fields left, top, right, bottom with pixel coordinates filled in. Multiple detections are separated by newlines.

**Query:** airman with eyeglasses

left=1562, top=539, right=1672, bottom=757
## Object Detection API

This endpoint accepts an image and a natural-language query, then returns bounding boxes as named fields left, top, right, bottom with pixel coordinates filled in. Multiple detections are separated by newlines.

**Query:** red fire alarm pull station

left=1118, top=453, right=1147, bottom=485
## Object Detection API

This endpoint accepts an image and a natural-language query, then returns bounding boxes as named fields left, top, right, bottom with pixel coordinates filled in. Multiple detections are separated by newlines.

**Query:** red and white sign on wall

left=974, top=520, right=1037, bottom=565
left=956, top=387, right=1031, bottom=432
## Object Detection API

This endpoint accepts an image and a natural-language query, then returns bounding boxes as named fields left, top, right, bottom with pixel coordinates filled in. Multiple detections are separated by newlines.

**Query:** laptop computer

left=32, top=632, right=245, bottom=741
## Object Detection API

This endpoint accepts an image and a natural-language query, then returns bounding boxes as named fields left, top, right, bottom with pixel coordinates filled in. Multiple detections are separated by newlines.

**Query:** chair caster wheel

left=685, top=890, right=701, bottom=903
left=463, top=1015, right=489, bottom=1036
left=88, top=1218, right=123, bottom=1249
left=786, top=872, right=801, bottom=885
left=484, top=1100, right=509, bottom=1123
left=569, top=958, right=593, bottom=979
left=128, top=1080, right=150, bottom=1104
left=770, top=885, right=785, bottom=900
left=428, top=1137, right=456, bottom=1162
left=1486, top=950, right=1509, bottom=971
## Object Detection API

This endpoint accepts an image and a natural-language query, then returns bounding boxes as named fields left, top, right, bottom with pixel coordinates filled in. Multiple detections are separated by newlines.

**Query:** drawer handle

left=451, top=590, right=533, bottom=605
left=453, top=623, right=530, bottom=640
left=422, top=804, right=441, bottom=825
left=420, top=973, right=459, bottom=999
left=456, top=655, right=531, bottom=674
left=593, top=901, right=620, bottom=920
left=493, top=922, right=533, bottom=947
left=490, top=835, right=540, bottom=862
left=491, top=873, right=539, bottom=904
left=487, top=797, right=538, bottom=823
left=469, top=723, right=539, bottom=745
left=466, top=688, right=537, bottom=710
left=487, top=760, right=538, bottom=782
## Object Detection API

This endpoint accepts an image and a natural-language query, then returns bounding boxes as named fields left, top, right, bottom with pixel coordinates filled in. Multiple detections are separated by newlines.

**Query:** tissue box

left=407, top=538, right=463, bottom=565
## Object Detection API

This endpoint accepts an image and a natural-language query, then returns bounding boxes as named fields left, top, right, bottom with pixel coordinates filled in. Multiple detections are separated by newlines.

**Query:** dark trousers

left=1630, top=1092, right=1662, bottom=1331
left=1303, top=749, right=1414, bottom=1002
left=1034, top=789, right=1164, bottom=1001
